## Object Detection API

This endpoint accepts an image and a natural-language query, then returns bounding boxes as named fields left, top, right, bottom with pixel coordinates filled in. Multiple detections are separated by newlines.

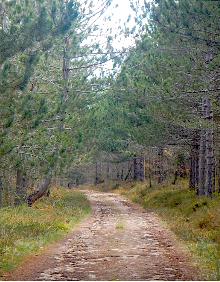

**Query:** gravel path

left=5, top=190, right=199, bottom=281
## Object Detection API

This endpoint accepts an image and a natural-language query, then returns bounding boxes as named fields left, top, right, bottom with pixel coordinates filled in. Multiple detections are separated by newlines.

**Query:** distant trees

left=145, top=0, right=220, bottom=196
left=1, top=0, right=220, bottom=206
left=91, top=0, right=220, bottom=196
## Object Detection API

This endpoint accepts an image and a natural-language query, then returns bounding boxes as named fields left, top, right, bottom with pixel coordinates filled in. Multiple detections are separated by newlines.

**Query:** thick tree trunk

left=133, top=158, right=138, bottom=180
left=95, top=162, right=99, bottom=185
left=15, top=169, right=27, bottom=205
left=197, top=97, right=215, bottom=196
left=204, top=98, right=214, bottom=196
left=218, top=158, right=220, bottom=193
left=189, top=137, right=199, bottom=189
left=27, top=175, right=52, bottom=207
left=158, top=148, right=165, bottom=184
left=106, top=162, right=110, bottom=180
left=149, top=173, right=152, bottom=188
left=0, top=177, right=3, bottom=207
left=205, top=128, right=214, bottom=196
left=198, top=130, right=206, bottom=195
left=133, top=157, right=145, bottom=181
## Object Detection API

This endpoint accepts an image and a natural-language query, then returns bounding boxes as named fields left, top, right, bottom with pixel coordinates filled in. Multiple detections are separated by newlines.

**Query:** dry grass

left=0, top=188, right=91, bottom=277
left=118, top=180, right=220, bottom=280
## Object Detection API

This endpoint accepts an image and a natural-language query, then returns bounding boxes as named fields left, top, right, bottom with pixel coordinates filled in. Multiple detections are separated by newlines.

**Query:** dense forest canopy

left=1, top=0, right=220, bottom=206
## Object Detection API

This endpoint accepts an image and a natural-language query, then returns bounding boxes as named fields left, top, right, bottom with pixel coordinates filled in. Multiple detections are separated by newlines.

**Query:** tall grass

left=119, top=180, right=220, bottom=280
left=0, top=188, right=91, bottom=277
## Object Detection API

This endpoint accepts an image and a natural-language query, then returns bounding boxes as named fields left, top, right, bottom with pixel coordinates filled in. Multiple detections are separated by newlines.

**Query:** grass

left=118, top=180, right=220, bottom=280
left=115, top=220, right=125, bottom=230
left=0, top=188, right=91, bottom=277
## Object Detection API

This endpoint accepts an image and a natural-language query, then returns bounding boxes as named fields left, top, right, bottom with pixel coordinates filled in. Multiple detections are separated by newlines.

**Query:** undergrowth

left=118, top=180, right=220, bottom=280
left=0, top=188, right=91, bottom=277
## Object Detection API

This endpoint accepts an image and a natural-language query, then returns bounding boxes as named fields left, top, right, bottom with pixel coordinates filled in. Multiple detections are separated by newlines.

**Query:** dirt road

left=5, top=190, right=199, bottom=281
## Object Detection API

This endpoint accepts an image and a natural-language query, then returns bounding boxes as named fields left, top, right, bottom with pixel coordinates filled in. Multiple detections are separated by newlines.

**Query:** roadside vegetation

left=118, top=181, right=220, bottom=280
left=0, top=188, right=91, bottom=277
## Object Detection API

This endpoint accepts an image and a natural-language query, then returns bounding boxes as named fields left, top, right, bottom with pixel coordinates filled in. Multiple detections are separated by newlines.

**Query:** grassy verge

left=0, top=188, right=91, bottom=277
left=118, top=181, right=220, bottom=280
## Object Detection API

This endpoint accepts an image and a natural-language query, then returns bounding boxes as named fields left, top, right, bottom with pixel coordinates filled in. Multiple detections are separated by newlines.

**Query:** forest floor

left=5, top=190, right=200, bottom=281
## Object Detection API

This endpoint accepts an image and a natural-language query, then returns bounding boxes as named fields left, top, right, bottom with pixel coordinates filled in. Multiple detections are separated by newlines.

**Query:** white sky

left=81, top=0, right=149, bottom=49
left=79, top=0, right=150, bottom=73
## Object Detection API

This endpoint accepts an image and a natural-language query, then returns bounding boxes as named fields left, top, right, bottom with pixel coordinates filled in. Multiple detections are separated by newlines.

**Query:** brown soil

left=4, top=190, right=200, bottom=281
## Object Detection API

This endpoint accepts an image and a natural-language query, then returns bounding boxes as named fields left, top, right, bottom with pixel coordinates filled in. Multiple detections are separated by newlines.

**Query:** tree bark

left=27, top=175, right=52, bottom=207
left=15, top=169, right=27, bottom=205
left=217, top=157, right=220, bottom=193
left=133, top=157, right=145, bottom=181
left=121, top=169, right=124, bottom=180
left=0, top=177, right=3, bottom=207
left=106, top=162, right=110, bottom=180
left=158, top=148, right=165, bottom=184
left=204, top=98, right=214, bottom=196
left=198, top=130, right=206, bottom=195
left=189, top=136, right=199, bottom=189
left=197, top=97, right=215, bottom=196
left=125, top=164, right=133, bottom=181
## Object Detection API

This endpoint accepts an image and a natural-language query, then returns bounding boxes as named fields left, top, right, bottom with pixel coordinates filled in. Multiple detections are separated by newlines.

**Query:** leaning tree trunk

left=124, top=162, right=133, bottom=181
left=27, top=175, right=52, bottom=207
left=15, top=169, right=28, bottom=206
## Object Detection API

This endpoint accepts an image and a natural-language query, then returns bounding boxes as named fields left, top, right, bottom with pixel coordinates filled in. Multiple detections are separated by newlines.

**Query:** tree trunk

left=133, top=157, right=145, bottom=181
left=125, top=164, right=132, bottom=181
left=189, top=136, right=199, bottom=189
left=198, top=130, right=206, bottom=195
left=106, top=162, right=110, bottom=180
left=60, top=36, right=70, bottom=131
left=116, top=164, right=120, bottom=180
left=205, top=128, right=214, bottom=196
left=197, top=97, right=215, bottom=196
left=149, top=169, right=152, bottom=188
left=204, top=98, right=214, bottom=196
left=15, top=169, right=27, bottom=205
left=158, top=148, right=165, bottom=184
left=0, top=177, right=3, bottom=207
left=121, top=169, right=124, bottom=180
left=173, top=170, right=178, bottom=185
left=27, top=175, right=52, bottom=207
left=95, top=162, right=99, bottom=185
